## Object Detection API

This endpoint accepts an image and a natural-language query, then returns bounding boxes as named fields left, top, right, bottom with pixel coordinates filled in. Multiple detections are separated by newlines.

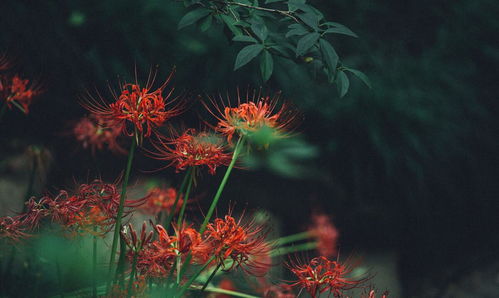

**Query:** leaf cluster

left=178, top=0, right=370, bottom=97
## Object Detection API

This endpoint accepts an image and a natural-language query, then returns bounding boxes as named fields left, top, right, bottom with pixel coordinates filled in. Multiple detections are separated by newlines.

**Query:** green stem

left=10, top=100, right=26, bottom=114
left=201, top=263, right=221, bottom=291
left=56, top=258, right=64, bottom=298
left=274, top=231, right=313, bottom=246
left=176, top=255, right=216, bottom=297
left=92, top=230, right=98, bottom=298
left=270, top=241, right=317, bottom=257
left=116, top=235, right=127, bottom=287
left=189, top=285, right=260, bottom=298
left=199, top=136, right=245, bottom=234
left=108, top=137, right=137, bottom=285
left=176, top=167, right=194, bottom=228
left=164, top=167, right=192, bottom=231
left=126, top=252, right=138, bottom=298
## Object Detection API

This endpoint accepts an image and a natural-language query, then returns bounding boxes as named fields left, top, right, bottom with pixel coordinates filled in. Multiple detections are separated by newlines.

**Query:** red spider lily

left=264, top=284, right=296, bottom=298
left=148, top=128, right=232, bottom=175
left=0, top=74, right=42, bottom=114
left=0, top=216, right=31, bottom=242
left=133, top=224, right=178, bottom=278
left=139, top=187, right=183, bottom=216
left=309, top=213, right=339, bottom=258
left=72, top=114, right=126, bottom=154
left=121, top=222, right=154, bottom=252
left=287, top=255, right=370, bottom=298
left=106, top=276, right=147, bottom=298
left=216, top=278, right=237, bottom=298
left=203, top=89, right=299, bottom=144
left=203, top=214, right=272, bottom=276
left=77, top=179, right=147, bottom=220
left=82, top=68, right=184, bottom=141
left=173, top=223, right=211, bottom=264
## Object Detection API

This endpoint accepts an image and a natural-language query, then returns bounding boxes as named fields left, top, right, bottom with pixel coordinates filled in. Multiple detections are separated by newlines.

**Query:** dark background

left=1, top=0, right=499, bottom=296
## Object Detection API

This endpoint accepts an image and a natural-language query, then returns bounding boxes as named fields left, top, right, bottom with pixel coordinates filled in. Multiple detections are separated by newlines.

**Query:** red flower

left=361, top=289, right=389, bottom=298
left=82, top=69, right=184, bottom=140
left=204, top=89, right=298, bottom=144
left=173, top=224, right=211, bottom=264
left=309, top=213, right=339, bottom=258
left=139, top=187, right=183, bottom=216
left=0, top=216, right=31, bottom=242
left=287, top=255, right=370, bottom=298
left=121, top=222, right=154, bottom=252
left=204, top=214, right=272, bottom=276
left=148, top=128, right=232, bottom=175
left=0, top=75, right=42, bottom=114
left=72, top=114, right=126, bottom=154
left=216, top=278, right=237, bottom=298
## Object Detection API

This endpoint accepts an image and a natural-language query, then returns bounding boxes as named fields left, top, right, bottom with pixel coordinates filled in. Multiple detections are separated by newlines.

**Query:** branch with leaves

left=178, top=0, right=371, bottom=97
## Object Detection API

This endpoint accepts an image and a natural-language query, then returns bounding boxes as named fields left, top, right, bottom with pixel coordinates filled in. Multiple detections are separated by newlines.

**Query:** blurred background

left=1, top=0, right=499, bottom=297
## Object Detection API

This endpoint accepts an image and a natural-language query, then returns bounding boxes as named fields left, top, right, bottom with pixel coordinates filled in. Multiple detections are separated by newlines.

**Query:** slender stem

left=190, top=285, right=260, bottom=298
left=116, top=235, right=127, bottom=287
left=164, top=167, right=192, bottom=231
left=176, top=168, right=194, bottom=228
left=201, top=263, right=221, bottom=291
left=199, top=136, right=245, bottom=234
left=56, top=258, right=64, bottom=298
left=176, top=255, right=216, bottom=297
left=270, top=241, right=317, bottom=257
left=92, top=230, right=98, bottom=298
left=108, top=137, right=137, bottom=277
left=126, top=252, right=138, bottom=298
left=274, top=231, right=313, bottom=246
left=10, top=100, right=26, bottom=114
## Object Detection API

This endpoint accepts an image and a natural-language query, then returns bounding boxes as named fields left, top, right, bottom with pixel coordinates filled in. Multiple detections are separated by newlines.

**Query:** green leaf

left=233, top=35, right=258, bottom=43
left=270, top=45, right=292, bottom=58
left=318, top=39, right=338, bottom=81
left=296, top=32, right=320, bottom=57
left=260, top=51, right=274, bottom=82
left=234, top=44, right=264, bottom=70
left=251, top=22, right=268, bottom=41
left=288, top=0, right=306, bottom=11
left=336, top=71, right=349, bottom=97
left=199, top=15, right=212, bottom=32
left=265, top=0, right=284, bottom=3
left=286, top=25, right=308, bottom=38
left=178, top=8, right=210, bottom=29
left=324, top=26, right=358, bottom=38
left=298, top=12, right=319, bottom=30
left=345, top=68, right=372, bottom=88
left=220, top=14, right=243, bottom=36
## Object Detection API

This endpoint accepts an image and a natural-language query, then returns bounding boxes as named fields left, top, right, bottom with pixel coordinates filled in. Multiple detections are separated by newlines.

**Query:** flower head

left=139, top=186, right=183, bottom=216
left=287, top=255, right=370, bottom=298
left=204, top=89, right=299, bottom=144
left=0, top=216, right=31, bottom=242
left=82, top=68, right=184, bottom=142
left=309, top=213, right=339, bottom=258
left=204, top=214, right=272, bottom=276
left=148, top=128, right=232, bottom=175
left=73, top=114, right=126, bottom=154
left=0, top=74, right=42, bottom=114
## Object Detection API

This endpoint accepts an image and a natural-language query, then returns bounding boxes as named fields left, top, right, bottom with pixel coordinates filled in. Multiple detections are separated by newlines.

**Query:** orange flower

left=204, top=214, right=272, bottom=276
left=204, top=89, right=298, bottom=144
left=139, top=187, right=183, bottom=216
left=287, top=255, right=370, bottom=298
left=72, top=114, right=126, bottom=154
left=0, top=75, right=42, bottom=114
left=309, top=213, right=339, bottom=258
left=148, top=128, right=232, bottom=175
left=82, top=68, right=184, bottom=141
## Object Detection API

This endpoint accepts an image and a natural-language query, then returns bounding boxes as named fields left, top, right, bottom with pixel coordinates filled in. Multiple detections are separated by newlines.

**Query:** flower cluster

left=82, top=69, right=184, bottom=141
left=148, top=128, right=232, bottom=175
left=139, top=186, right=183, bottom=216
left=73, top=114, right=126, bottom=154
left=309, top=213, right=340, bottom=258
left=124, top=213, right=271, bottom=281
left=0, top=179, right=147, bottom=240
left=0, top=74, right=42, bottom=114
left=287, top=256, right=370, bottom=298
left=204, top=90, right=298, bottom=144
